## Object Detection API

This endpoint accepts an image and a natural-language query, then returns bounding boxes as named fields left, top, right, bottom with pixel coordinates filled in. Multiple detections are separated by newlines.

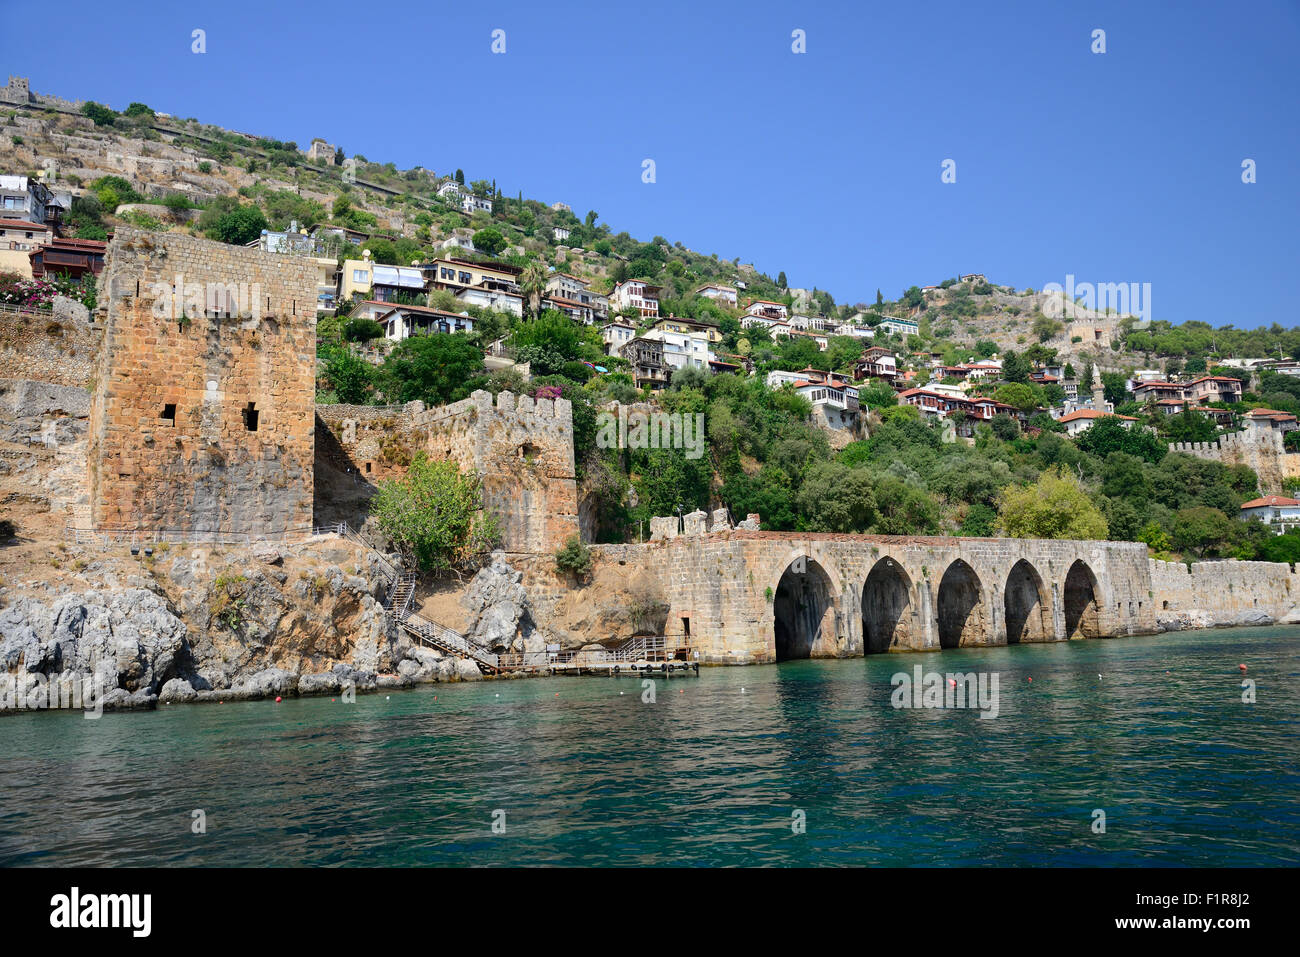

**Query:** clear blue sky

left=13, top=0, right=1299, bottom=328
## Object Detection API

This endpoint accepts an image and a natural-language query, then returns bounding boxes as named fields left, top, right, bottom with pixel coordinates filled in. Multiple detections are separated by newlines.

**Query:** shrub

left=554, top=535, right=593, bottom=580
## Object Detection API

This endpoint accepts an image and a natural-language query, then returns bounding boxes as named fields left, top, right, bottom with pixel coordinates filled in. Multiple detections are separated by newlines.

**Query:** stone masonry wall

left=418, top=390, right=579, bottom=554
left=88, top=228, right=318, bottom=535
left=315, top=390, right=580, bottom=554
left=1149, top=558, right=1299, bottom=629
left=1170, top=430, right=1300, bottom=494
left=593, top=532, right=1157, bottom=664
left=315, top=401, right=426, bottom=484
left=0, top=305, right=101, bottom=388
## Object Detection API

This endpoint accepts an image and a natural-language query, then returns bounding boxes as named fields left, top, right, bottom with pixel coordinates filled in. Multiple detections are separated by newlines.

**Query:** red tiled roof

left=1059, top=409, right=1138, bottom=423
left=0, top=219, right=51, bottom=231
left=1240, top=496, right=1300, bottom=510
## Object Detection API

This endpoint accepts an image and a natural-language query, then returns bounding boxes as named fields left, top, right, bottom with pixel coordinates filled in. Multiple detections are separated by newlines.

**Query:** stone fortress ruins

left=63, top=231, right=1300, bottom=663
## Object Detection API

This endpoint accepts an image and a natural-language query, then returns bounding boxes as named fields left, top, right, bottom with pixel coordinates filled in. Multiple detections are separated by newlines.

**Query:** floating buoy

left=554, top=693, right=559, bottom=697
left=1239, top=663, right=1248, bottom=672
left=386, top=696, right=390, bottom=700
left=275, top=696, right=282, bottom=703
left=949, top=678, right=956, bottom=688
left=741, top=688, right=746, bottom=693
left=1027, top=677, right=1032, bottom=683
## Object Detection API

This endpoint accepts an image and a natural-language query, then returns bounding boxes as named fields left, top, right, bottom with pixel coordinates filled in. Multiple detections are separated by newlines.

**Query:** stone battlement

left=1170, top=427, right=1300, bottom=494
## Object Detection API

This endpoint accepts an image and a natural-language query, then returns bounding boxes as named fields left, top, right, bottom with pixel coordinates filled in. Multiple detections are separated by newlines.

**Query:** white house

left=601, top=321, right=636, bottom=354
left=642, top=326, right=711, bottom=370
left=745, top=300, right=788, bottom=320
left=437, top=181, right=464, bottom=200
left=456, top=286, right=522, bottom=317
left=1057, top=409, right=1137, bottom=436
left=553, top=225, right=571, bottom=242
left=878, top=316, right=919, bottom=337
left=462, top=194, right=493, bottom=215
left=610, top=280, right=660, bottom=318
left=376, top=304, right=476, bottom=341
left=696, top=283, right=738, bottom=306
left=1240, top=495, right=1300, bottom=533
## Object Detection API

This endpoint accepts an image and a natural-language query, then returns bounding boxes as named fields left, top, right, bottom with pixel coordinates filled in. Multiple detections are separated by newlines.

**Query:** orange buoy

left=275, top=696, right=282, bottom=703
left=1027, top=677, right=1032, bottom=683
left=1239, top=663, right=1248, bottom=672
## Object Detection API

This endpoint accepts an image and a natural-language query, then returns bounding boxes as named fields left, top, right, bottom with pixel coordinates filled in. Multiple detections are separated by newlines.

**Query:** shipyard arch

left=1064, top=560, right=1102, bottom=639
left=861, top=557, right=914, bottom=653
left=1004, top=559, right=1051, bottom=644
left=773, top=557, right=835, bottom=661
left=937, top=559, right=987, bottom=649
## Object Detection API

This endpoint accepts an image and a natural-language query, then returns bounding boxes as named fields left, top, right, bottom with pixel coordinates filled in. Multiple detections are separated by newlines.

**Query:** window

left=353, top=269, right=368, bottom=283
left=242, top=402, right=259, bottom=432
left=161, top=404, right=176, bottom=424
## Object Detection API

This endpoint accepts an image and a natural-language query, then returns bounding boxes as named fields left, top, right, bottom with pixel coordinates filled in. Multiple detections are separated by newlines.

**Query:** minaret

left=1092, top=365, right=1106, bottom=411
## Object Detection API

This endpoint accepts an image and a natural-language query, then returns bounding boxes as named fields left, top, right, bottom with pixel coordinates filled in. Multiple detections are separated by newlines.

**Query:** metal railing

left=401, top=611, right=499, bottom=671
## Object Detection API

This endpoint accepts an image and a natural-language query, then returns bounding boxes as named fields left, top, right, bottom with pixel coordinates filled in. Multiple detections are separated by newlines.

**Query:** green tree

left=1075, top=416, right=1166, bottom=464
left=1172, top=506, right=1234, bottom=559
left=343, top=317, right=385, bottom=342
left=795, top=463, right=877, bottom=532
left=206, top=204, right=269, bottom=245
left=519, top=259, right=549, bottom=317
left=381, top=334, right=485, bottom=405
left=473, top=227, right=507, bottom=256
left=322, top=347, right=374, bottom=404
left=994, top=382, right=1039, bottom=413
left=1001, top=350, right=1031, bottom=383
left=997, top=467, right=1110, bottom=540
left=370, top=455, right=500, bottom=573
left=81, top=101, right=116, bottom=126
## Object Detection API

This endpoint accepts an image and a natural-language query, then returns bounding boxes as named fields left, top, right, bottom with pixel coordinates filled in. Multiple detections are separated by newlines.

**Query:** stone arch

left=862, top=557, right=914, bottom=653
left=1064, top=560, right=1102, bottom=639
left=936, top=559, right=987, bottom=649
left=772, top=556, right=836, bottom=662
left=1004, top=559, right=1051, bottom=644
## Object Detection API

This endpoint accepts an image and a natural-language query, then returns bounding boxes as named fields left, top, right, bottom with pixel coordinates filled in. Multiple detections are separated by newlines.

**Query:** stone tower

left=88, top=229, right=319, bottom=536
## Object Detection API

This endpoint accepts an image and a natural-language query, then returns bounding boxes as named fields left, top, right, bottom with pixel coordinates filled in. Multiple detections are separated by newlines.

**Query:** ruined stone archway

left=1004, top=559, right=1051, bottom=644
left=862, top=557, right=914, bottom=653
left=773, top=557, right=835, bottom=662
left=1064, top=560, right=1102, bottom=639
left=937, top=559, right=987, bottom=649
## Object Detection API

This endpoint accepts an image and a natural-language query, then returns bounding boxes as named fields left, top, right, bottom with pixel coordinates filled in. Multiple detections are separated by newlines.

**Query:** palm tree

left=520, top=259, right=548, bottom=318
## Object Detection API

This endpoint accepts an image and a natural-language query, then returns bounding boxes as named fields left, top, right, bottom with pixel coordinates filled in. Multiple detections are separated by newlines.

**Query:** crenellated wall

left=1149, top=558, right=1300, bottom=629
left=318, top=390, right=580, bottom=554
left=1170, top=429, right=1300, bottom=493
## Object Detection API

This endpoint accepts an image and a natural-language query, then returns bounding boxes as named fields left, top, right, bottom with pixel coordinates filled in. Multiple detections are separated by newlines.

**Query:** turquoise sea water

left=2, top=627, right=1297, bottom=866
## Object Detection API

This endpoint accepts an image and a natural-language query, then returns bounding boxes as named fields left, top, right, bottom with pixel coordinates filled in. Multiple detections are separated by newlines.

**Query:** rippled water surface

left=2, top=627, right=1298, bottom=866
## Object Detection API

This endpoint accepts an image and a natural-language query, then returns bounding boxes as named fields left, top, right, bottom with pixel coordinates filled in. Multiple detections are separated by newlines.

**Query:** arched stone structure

left=773, top=557, right=836, bottom=661
left=936, top=559, right=987, bottom=649
left=862, top=557, right=915, bottom=653
left=1064, top=560, right=1102, bottom=639
left=1004, top=559, right=1052, bottom=643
